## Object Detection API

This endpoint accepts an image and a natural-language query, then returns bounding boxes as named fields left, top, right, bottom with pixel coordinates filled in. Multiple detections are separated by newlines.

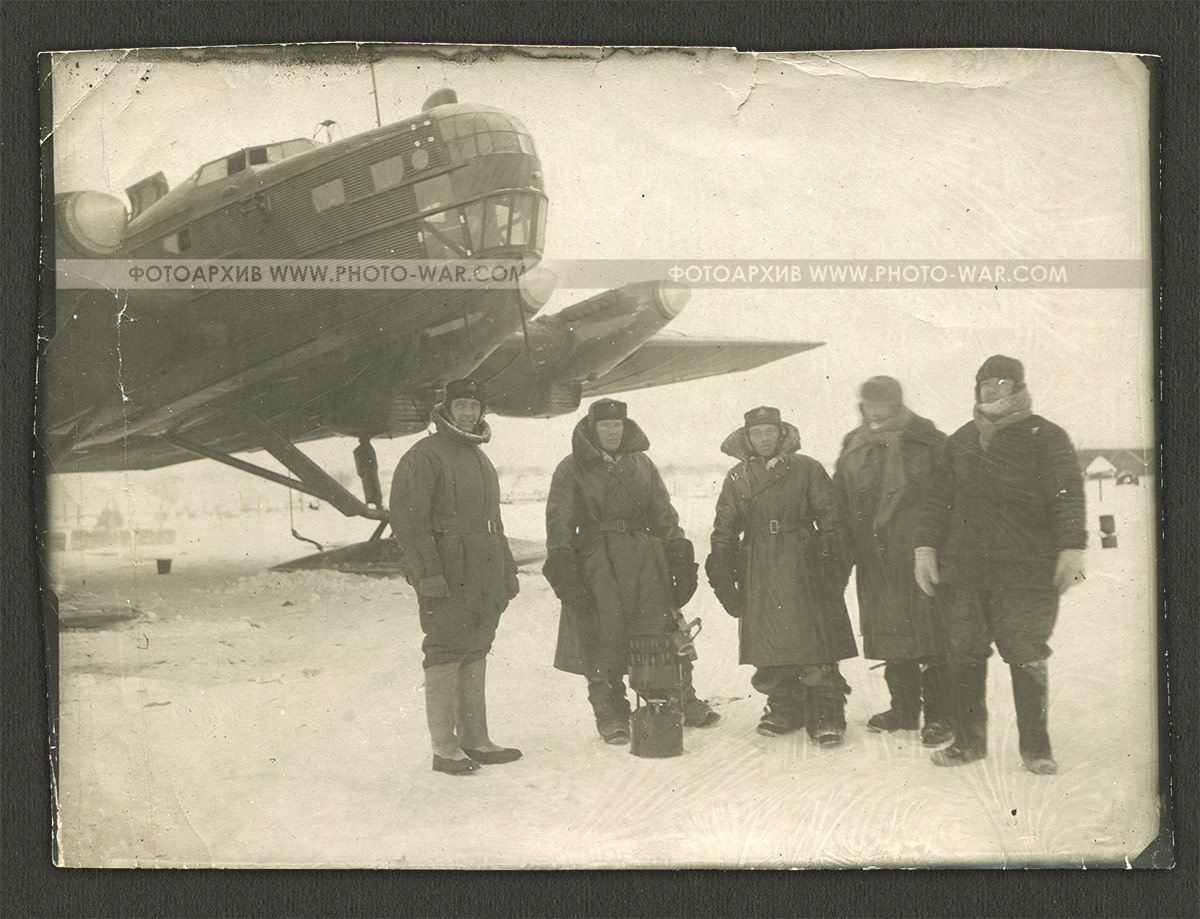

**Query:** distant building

left=1085, top=455, right=1117, bottom=479
left=1076, top=447, right=1153, bottom=477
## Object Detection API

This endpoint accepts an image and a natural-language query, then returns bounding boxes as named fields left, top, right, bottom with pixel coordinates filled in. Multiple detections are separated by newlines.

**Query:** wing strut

left=162, top=413, right=388, bottom=521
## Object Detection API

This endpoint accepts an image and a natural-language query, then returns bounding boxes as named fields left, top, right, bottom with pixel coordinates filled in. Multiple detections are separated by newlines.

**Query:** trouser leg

left=919, top=660, right=950, bottom=726
left=956, top=658, right=989, bottom=755
left=932, top=657, right=988, bottom=765
left=918, top=659, right=955, bottom=745
left=680, top=659, right=719, bottom=727
left=868, top=659, right=920, bottom=731
left=801, top=662, right=847, bottom=745
left=587, top=675, right=630, bottom=719
left=932, top=586, right=991, bottom=765
left=885, top=660, right=922, bottom=721
left=989, top=586, right=1058, bottom=772
left=1010, top=659, right=1055, bottom=766
left=424, top=661, right=465, bottom=759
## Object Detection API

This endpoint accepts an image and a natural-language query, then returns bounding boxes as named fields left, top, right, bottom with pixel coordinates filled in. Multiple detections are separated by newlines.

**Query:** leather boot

left=931, top=659, right=987, bottom=766
left=680, top=659, right=719, bottom=727
left=753, top=667, right=804, bottom=735
left=1011, top=660, right=1056, bottom=774
left=456, top=657, right=521, bottom=764
left=426, top=661, right=478, bottom=774
left=868, top=659, right=920, bottom=732
left=587, top=676, right=631, bottom=744
left=919, top=662, right=954, bottom=746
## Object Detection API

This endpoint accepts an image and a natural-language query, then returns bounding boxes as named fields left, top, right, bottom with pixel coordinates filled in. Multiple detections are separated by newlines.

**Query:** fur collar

left=571, top=415, right=651, bottom=463
left=720, top=423, right=802, bottom=462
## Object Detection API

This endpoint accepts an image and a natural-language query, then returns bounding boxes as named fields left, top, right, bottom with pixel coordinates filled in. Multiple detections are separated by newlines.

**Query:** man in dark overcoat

left=834, top=376, right=952, bottom=746
left=914, top=356, right=1086, bottom=774
left=707, top=406, right=858, bottom=747
left=391, top=379, right=522, bottom=775
left=543, top=399, right=717, bottom=744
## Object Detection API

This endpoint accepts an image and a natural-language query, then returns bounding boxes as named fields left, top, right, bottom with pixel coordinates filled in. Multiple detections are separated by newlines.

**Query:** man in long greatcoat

left=543, top=398, right=717, bottom=744
left=833, top=376, right=952, bottom=746
left=914, top=355, right=1086, bottom=774
left=391, top=379, right=522, bottom=775
left=707, top=406, right=858, bottom=747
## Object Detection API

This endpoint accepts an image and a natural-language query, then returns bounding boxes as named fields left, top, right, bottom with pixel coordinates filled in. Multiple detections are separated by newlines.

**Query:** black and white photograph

left=41, top=43, right=1160, bottom=869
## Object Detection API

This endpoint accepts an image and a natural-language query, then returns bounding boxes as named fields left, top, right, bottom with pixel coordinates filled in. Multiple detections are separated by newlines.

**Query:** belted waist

left=432, top=516, right=500, bottom=536
left=581, top=518, right=647, bottom=534
left=747, top=518, right=815, bottom=536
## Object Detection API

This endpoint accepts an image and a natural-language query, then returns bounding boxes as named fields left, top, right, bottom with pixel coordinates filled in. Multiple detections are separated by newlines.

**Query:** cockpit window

left=441, top=111, right=536, bottom=163
left=421, top=192, right=543, bottom=258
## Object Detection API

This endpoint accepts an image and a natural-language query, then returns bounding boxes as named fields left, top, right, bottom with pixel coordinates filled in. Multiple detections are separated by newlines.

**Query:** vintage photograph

left=41, top=44, right=1158, bottom=868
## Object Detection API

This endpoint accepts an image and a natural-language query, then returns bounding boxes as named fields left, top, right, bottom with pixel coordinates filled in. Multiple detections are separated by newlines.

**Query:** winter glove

left=505, top=570, right=520, bottom=599
left=542, top=548, right=588, bottom=604
left=913, top=547, right=939, bottom=597
left=705, top=549, right=744, bottom=619
left=666, top=538, right=699, bottom=608
left=418, top=574, right=450, bottom=599
left=1053, top=548, right=1086, bottom=594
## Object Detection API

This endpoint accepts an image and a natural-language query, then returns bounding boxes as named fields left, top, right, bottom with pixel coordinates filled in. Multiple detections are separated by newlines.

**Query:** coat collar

left=571, top=415, right=651, bottom=463
left=721, top=423, right=802, bottom=462
left=430, top=404, right=492, bottom=445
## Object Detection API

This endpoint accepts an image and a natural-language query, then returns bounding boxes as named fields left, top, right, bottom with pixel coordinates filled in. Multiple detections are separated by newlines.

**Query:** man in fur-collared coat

left=833, top=376, right=952, bottom=747
left=543, top=398, right=717, bottom=745
left=707, top=406, right=858, bottom=747
left=391, top=379, right=521, bottom=776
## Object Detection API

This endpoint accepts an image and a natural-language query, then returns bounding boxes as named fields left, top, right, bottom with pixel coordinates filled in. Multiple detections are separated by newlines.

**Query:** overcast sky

left=49, top=46, right=1153, bottom=471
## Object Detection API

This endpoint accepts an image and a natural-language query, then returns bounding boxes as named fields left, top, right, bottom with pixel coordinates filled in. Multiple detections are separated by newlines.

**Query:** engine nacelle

left=474, top=280, right=689, bottom=416
left=487, top=380, right=582, bottom=417
left=55, top=191, right=129, bottom=259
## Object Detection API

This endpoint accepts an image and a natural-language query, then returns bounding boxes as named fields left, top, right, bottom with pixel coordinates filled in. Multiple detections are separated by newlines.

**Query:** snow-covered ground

left=48, top=473, right=1160, bottom=868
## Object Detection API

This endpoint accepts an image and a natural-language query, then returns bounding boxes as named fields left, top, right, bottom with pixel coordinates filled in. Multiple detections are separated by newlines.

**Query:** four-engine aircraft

left=45, top=90, right=821, bottom=569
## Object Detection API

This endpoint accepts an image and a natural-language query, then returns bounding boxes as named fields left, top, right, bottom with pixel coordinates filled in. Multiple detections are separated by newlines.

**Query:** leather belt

left=749, top=518, right=814, bottom=536
left=583, top=518, right=647, bottom=534
left=432, top=517, right=500, bottom=536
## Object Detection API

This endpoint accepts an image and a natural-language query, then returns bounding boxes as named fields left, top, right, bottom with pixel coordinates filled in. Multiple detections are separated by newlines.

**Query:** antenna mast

left=369, top=62, right=382, bottom=128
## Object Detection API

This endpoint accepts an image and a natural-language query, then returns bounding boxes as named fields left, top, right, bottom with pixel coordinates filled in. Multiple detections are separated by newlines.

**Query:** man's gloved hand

left=543, top=548, right=586, bottom=603
left=705, top=549, right=744, bottom=618
left=717, top=588, right=745, bottom=619
left=913, top=547, right=940, bottom=597
left=666, top=538, right=699, bottom=608
left=418, top=574, right=451, bottom=599
left=1053, top=548, right=1086, bottom=594
left=505, top=570, right=520, bottom=600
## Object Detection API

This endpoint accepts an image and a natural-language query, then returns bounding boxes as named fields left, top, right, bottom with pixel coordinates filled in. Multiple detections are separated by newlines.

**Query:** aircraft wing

left=581, top=332, right=823, bottom=397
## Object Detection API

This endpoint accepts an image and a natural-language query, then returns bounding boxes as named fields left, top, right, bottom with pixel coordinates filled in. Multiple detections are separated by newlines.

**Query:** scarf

left=842, top=406, right=912, bottom=532
left=973, top=387, right=1033, bottom=450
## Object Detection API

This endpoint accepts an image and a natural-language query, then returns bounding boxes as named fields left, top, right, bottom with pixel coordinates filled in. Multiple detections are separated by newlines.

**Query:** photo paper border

left=5, top=2, right=1197, bottom=916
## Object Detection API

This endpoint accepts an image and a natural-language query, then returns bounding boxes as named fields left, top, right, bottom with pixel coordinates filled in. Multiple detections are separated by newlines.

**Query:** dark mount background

left=4, top=3, right=1197, bottom=917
